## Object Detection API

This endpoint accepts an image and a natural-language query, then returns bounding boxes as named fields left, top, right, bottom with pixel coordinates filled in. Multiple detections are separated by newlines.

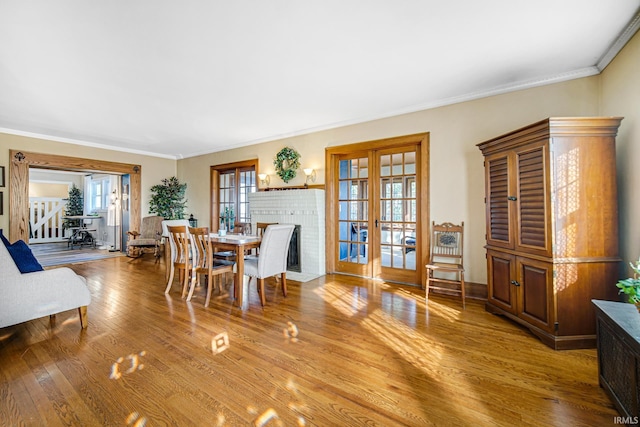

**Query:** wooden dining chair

left=164, top=225, right=192, bottom=298
left=243, top=224, right=295, bottom=306
left=425, top=221, right=465, bottom=308
left=253, top=222, right=278, bottom=255
left=256, top=222, right=277, bottom=238
left=161, top=219, right=190, bottom=283
left=187, top=227, right=234, bottom=307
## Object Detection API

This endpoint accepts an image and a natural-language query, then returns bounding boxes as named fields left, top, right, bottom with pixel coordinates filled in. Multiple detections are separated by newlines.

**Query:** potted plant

left=616, top=257, right=640, bottom=305
left=220, top=207, right=234, bottom=233
left=149, top=177, right=187, bottom=220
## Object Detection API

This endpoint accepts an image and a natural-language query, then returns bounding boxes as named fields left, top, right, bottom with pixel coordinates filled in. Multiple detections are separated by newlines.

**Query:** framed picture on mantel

left=0, top=166, right=4, bottom=187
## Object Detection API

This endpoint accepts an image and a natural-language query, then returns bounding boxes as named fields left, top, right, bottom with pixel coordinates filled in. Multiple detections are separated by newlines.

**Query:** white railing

left=29, top=197, right=66, bottom=243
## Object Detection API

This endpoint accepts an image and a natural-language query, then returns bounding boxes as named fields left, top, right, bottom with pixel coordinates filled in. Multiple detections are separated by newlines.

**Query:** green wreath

left=274, top=147, right=301, bottom=183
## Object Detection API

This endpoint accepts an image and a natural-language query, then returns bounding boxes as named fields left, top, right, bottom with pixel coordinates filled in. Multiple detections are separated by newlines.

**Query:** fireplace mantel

left=249, top=189, right=325, bottom=282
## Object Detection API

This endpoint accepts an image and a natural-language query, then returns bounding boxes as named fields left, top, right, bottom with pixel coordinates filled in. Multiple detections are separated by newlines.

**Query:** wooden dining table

left=209, top=233, right=261, bottom=307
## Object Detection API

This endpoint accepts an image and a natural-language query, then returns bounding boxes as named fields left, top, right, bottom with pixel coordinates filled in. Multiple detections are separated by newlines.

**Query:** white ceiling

left=1, top=1, right=639, bottom=159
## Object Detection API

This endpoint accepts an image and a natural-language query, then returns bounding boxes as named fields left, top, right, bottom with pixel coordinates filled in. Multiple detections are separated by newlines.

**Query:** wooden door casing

left=325, top=133, right=429, bottom=287
left=9, top=150, right=141, bottom=243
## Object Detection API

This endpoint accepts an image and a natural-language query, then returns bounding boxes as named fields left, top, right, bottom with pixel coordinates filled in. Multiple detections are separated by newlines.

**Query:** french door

left=210, top=160, right=258, bottom=232
left=327, top=134, right=428, bottom=286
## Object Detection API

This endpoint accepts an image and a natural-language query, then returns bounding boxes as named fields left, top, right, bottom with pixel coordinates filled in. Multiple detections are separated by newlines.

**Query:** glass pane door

left=333, top=146, right=419, bottom=284
left=336, top=154, right=371, bottom=277
left=238, top=168, right=256, bottom=224
left=219, top=171, right=235, bottom=230
left=377, top=148, right=418, bottom=283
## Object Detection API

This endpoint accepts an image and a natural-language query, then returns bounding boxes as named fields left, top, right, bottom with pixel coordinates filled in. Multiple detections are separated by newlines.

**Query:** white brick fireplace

left=248, top=189, right=325, bottom=282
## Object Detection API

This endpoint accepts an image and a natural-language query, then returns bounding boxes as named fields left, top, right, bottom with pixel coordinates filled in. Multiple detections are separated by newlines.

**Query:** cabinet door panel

left=485, top=153, right=513, bottom=249
left=518, top=258, right=554, bottom=332
left=487, top=250, right=516, bottom=314
left=515, top=142, right=551, bottom=256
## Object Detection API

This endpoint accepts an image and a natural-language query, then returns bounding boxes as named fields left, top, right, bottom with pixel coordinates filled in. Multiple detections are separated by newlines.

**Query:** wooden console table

left=593, top=299, right=640, bottom=420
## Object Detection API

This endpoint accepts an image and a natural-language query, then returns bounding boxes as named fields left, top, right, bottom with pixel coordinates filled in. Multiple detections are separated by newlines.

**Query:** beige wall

left=0, top=133, right=177, bottom=232
left=4, top=30, right=638, bottom=285
left=179, top=76, right=601, bottom=284
left=601, top=30, right=640, bottom=272
left=29, top=182, right=69, bottom=198
left=29, top=169, right=84, bottom=198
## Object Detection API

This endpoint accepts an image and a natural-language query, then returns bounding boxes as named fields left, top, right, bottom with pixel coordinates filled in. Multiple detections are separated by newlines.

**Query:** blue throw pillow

left=1, top=231, right=44, bottom=273
left=0, top=230, right=10, bottom=247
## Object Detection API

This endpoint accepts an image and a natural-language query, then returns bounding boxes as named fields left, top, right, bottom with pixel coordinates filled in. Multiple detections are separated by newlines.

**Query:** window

left=211, top=160, right=258, bottom=231
left=88, top=177, right=111, bottom=211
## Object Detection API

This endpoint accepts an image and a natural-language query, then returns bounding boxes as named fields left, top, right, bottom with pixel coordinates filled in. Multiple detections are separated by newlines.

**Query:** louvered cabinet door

left=484, top=152, right=514, bottom=249
left=514, top=141, right=551, bottom=257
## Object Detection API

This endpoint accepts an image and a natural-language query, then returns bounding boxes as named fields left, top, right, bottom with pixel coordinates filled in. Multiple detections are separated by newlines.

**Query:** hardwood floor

left=29, top=242, right=124, bottom=267
left=0, top=256, right=619, bottom=426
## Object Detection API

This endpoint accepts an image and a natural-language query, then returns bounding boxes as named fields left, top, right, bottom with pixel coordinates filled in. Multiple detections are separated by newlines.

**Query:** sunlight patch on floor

left=106, top=289, right=122, bottom=318
left=361, top=307, right=492, bottom=424
left=425, top=298, right=462, bottom=323
left=313, top=280, right=367, bottom=317
left=361, top=308, right=444, bottom=376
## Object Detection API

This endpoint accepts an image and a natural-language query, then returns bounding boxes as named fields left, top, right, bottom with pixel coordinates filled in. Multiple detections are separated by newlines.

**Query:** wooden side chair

left=425, top=221, right=465, bottom=308
left=243, top=224, right=295, bottom=306
left=187, top=227, right=234, bottom=307
left=164, top=225, right=192, bottom=298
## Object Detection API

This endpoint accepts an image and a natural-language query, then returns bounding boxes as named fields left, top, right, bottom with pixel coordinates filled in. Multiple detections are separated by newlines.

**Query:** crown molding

left=597, top=8, right=640, bottom=71
left=195, top=67, right=599, bottom=157
left=371, top=67, right=602, bottom=120
left=0, top=127, right=178, bottom=160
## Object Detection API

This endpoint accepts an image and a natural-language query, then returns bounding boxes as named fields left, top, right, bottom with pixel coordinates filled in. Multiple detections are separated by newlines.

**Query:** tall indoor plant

left=149, top=176, right=187, bottom=220
left=63, top=184, right=84, bottom=231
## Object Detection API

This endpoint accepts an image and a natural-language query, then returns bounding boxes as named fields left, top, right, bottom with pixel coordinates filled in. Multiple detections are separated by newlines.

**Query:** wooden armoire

left=477, top=117, right=623, bottom=350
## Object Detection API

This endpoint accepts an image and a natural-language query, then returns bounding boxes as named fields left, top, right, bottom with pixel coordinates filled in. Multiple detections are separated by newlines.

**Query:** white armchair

left=0, top=239, right=91, bottom=329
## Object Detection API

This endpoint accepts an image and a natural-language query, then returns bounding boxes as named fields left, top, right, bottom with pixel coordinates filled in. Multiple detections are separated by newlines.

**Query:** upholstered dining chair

left=425, top=221, right=465, bottom=308
left=187, top=227, right=234, bottom=307
left=253, top=222, right=277, bottom=255
left=243, top=224, right=295, bottom=306
left=126, top=215, right=164, bottom=258
left=164, top=225, right=192, bottom=298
